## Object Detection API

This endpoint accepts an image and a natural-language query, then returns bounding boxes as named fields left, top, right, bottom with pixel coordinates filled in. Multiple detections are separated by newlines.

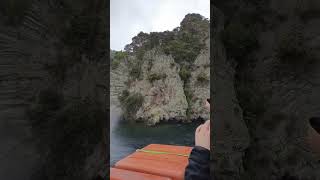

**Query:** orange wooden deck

left=111, top=144, right=192, bottom=180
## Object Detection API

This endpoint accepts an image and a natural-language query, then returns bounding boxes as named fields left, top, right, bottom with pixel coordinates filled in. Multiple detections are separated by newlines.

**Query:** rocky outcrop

left=130, top=50, right=188, bottom=125
left=111, top=14, right=210, bottom=125
left=111, top=40, right=211, bottom=125
left=110, top=57, right=129, bottom=106
left=187, top=38, right=210, bottom=120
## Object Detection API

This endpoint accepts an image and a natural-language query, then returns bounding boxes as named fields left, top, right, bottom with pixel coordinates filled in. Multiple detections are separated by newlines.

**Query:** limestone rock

left=187, top=38, right=210, bottom=120
left=130, top=50, right=188, bottom=125
left=110, top=57, right=129, bottom=107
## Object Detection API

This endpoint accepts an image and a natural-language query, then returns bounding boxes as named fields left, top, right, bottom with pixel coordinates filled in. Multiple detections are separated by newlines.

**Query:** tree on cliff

left=123, top=13, right=209, bottom=65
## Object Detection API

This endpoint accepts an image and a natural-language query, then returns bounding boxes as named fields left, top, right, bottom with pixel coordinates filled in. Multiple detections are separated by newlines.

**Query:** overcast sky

left=110, top=0, right=210, bottom=51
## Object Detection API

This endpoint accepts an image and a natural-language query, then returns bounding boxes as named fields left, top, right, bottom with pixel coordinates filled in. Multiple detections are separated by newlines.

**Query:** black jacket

left=184, top=146, right=211, bottom=180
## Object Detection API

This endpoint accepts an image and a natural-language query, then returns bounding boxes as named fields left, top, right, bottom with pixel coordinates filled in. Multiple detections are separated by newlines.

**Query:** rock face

left=110, top=57, right=129, bottom=107
left=187, top=38, right=210, bottom=120
left=131, top=50, right=188, bottom=125
left=214, top=1, right=320, bottom=179
left=110, top=14, right=210, bottom=125
left=111, top=40, right=210, bottom=125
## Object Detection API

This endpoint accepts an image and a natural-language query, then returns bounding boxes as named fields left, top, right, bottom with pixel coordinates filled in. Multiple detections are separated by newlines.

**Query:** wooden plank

left=110, top=168, right=172, bottom=180
left=115, top=144, right=192, bottom=180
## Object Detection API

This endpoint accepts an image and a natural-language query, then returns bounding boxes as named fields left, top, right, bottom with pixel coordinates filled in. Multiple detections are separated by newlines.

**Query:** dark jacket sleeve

left=184, top=146, right=211, bottom=180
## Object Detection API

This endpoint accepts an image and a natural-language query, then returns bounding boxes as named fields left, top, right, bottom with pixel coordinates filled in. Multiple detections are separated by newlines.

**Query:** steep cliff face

left=111, top=43, right=210, bottom=125
left=110, top=56, right=129, bottom=107
left=187, top=38, right=210, bottom=120
left=214, top=0, right=320, bottom=179
left=130, top=50, right=188, bottom=125
left=111, top=14, right=210, bottom=125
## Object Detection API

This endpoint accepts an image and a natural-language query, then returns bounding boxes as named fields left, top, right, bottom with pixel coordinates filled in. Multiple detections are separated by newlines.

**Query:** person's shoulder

left=193, top=146, right=210, bottom=153
left=189, top=146, right=210, bottom=163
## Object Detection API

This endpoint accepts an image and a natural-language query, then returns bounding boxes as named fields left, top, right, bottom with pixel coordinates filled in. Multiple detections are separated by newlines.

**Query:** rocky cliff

left=131, top=49, right=189, bottom=125
left=110, top=53, right=129, bottom=107
left=187, top=38, right=210, bottom=120
left=111, top=14, right=210, bottom=125
left=213, top=0, right=320, bottom=179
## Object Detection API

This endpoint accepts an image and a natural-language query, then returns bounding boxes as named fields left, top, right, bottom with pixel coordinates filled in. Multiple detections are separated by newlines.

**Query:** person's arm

left=185, top=119, right=211, bottom=180
left=185, top=146, right=210, bottom=180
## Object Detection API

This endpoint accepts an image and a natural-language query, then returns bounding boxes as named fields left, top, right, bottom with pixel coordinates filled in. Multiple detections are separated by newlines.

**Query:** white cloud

left=110, top=0, right=210, bottom=51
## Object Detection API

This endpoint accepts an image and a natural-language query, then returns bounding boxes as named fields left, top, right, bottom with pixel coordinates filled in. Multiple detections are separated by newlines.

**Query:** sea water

left=110, top=108, right=202, bottom=165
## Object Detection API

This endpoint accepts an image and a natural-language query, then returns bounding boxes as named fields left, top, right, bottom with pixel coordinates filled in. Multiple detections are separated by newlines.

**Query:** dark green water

left=110, top=118, right=201, bottom=165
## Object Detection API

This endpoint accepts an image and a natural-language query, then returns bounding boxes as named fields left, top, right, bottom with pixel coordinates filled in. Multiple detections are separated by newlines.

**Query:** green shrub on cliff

left=162, top=40, right=192, bottom=63
left=184, top=87, right=194, bottom=120
left=119, top=90, right=130, bottom=103
left=124, top=14, right=209, bottom=65
left=179, top=66, right=191, bottom=82
left=197, top=72, right=209, bottom=84
left=129, top=62, right=142, bottom=80
left=162, top=14, right=208, bottom=64
left=148, top=73, right=167, bottom=83
left=111, top=59, right=120, bottom=69
left=112, top=51, right=128, bottom=69
left=114, top=51, right=128, bottom=60
left=119, top=90, right=144, bottom=120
